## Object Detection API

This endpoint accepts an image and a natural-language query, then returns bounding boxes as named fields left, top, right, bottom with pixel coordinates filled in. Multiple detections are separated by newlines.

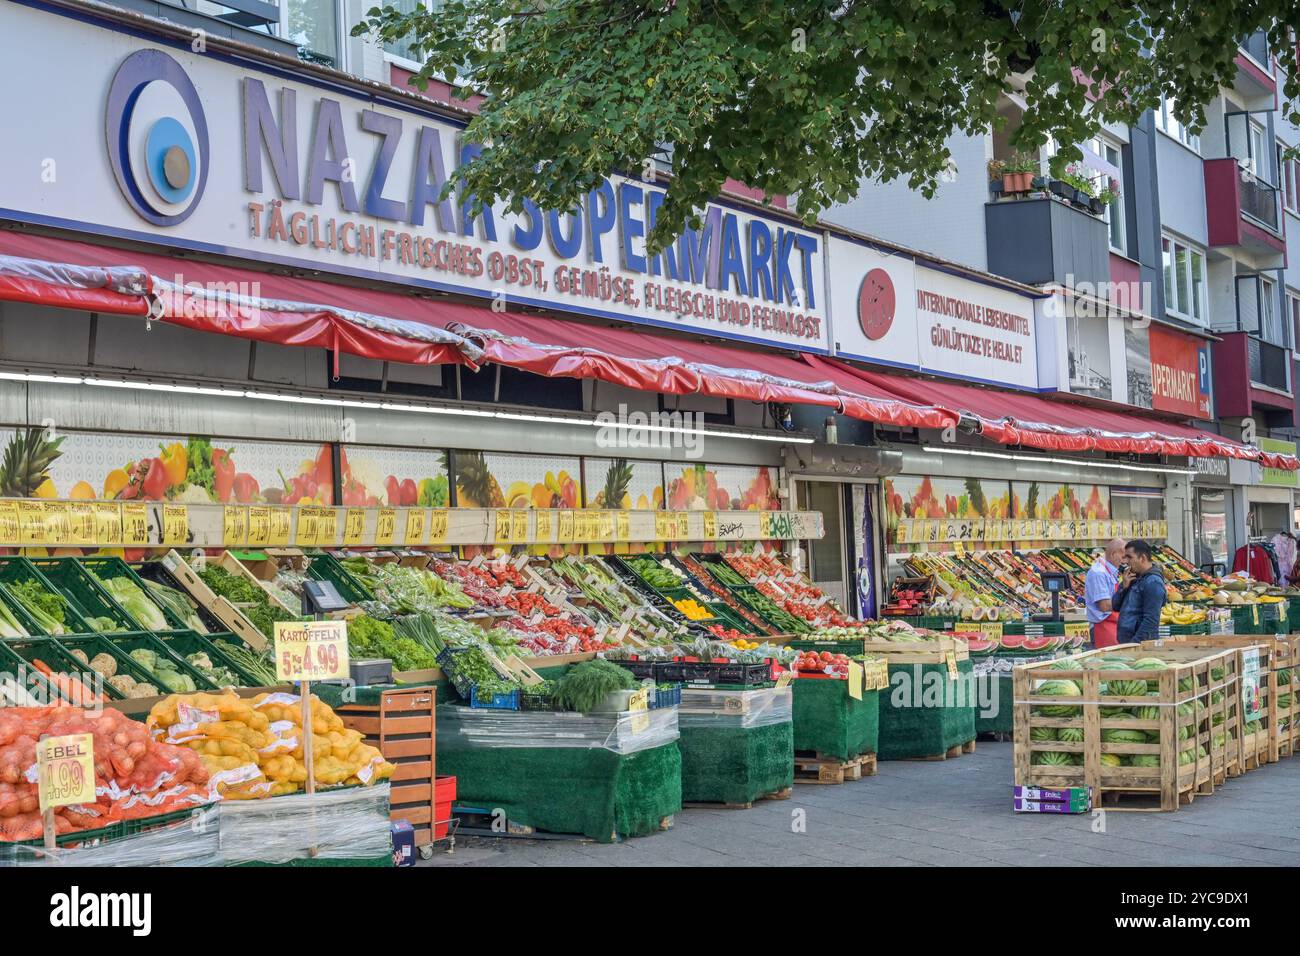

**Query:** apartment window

left=285, top=0, right=340, bottom=66
left=1247, top=121, right=1272, bottom=183
left=1088, top=135, right=1126, bottom=252
left=1288, top=291, right=1300, bottom=358
left=1261, top=275, right=1281, bottom=344
left=1281, top=142, right=1300, bottom=216
left=1156, top=96, right=1202, bottom=152
left=1163, top=234, right=1207, bottom=322
left=382, top=0, right=437, bottom=66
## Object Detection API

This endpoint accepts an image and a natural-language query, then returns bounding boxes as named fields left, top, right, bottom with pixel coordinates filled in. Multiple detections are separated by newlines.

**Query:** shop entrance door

left=794, top=478, right=867, bottom=612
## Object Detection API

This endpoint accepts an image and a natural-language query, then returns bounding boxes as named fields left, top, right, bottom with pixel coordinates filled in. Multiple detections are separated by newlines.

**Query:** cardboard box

left=1013, top=798, right=1091, bottom=814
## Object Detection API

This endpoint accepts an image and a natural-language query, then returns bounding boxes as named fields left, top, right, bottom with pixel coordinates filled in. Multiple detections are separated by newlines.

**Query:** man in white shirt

left=1084, top=538, right=1124, bottom=647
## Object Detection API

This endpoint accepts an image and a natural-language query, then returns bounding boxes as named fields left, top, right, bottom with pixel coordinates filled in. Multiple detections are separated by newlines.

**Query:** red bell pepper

left=212, top=448, right=236, bottom=502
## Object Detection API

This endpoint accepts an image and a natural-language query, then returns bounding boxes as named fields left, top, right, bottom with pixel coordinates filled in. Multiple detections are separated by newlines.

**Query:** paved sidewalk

left=432, top=741, right=1300, bottom=866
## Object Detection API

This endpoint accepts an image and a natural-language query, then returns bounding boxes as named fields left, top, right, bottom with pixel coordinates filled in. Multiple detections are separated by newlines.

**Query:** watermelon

left=1099, top=753, right=1126, bottom=767
left=1130, top=754, right=1160, bottom=767
left=1030, top=726, right=1058, bottom=741
left=1178, top=676, right=1194, bottom=693
left=1001, top=634, right=1027, bottom=650
left=1279, top=669, right=1292, bottom=686
left=1099, top=706, right=1132, bottom=718
left=1279, top=693, right=1292, bottom=710
left=1245, top=720, right=1263, bottom=735
left=966, top=638, right=996, bottom=655
left=1101, top=729, right=1147, bottom=744
left=1210, top=666, right=1225, bottom=681
left=1048, top=659, right=1080, bottom=671
left=1105, top=679, right=1150, bottom=697
left=1032, top=751, right=1073, bottom=766
left=1130, top=658, right=1168, bottom=670
left=1058, top=726, right=1084, bottom=743
left=1021, top=636, right=1052, bottom=652
left=1033, top=679, right=1082, bottom=717
left=1133, top=706, right=1160, bottom=721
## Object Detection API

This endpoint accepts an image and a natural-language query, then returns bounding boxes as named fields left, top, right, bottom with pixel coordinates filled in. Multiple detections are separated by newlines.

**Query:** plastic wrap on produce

left=437, top=703, right=678, bottom=754
left=678, top=686, right=792, bottom=729
left=215, top=783, right=392, bottom=865
left=0, top=806, right=221, bottom=867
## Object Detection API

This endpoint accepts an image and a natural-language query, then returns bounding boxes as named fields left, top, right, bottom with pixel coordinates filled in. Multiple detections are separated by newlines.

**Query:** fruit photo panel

left=337, top=446, right=449, bottom=508
left=0, top=426, right=332, bottom=505
left=583, top=458, right=664, bottom=511
left=664, top=463, right=780, bottom=512
left=453, top=451, right=582, bottom=509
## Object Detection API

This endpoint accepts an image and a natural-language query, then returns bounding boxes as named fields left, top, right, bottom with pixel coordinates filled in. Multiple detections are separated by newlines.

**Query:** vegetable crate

left=27, top=557, right=138, bottom=633
left=1145, top=635, right=1286, bottom=767
left=76, top=557, right=186, bottom=631
left=2, top=636, right=126, bottom=703
left=155, top=550, right=267, bottom=650
left=306, top=551, right=373, bottom=604
left=860, top=636, right=970, bottom=666
left=468, top=686, right=520, bottom=710
left=220, top=551, right=298, bottom=615
left=1013, top=645, right=1244, bottom=811
left=131, top=560, right=228, bottom=634
left=336, top=687, right=439, bottom=850
left=0, top=556, right=95, bottom=635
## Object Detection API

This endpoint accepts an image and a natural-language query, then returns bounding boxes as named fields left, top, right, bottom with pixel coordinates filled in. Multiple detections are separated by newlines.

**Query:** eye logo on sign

left=856, top=267, right=895, bottom=341
left=105, top=50, right=209, bottom=226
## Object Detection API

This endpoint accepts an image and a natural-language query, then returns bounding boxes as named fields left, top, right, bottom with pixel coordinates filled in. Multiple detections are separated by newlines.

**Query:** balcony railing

left=1248, top=336, right=1290, bottom=391
left=1240, top=174, right=1280, bottom=229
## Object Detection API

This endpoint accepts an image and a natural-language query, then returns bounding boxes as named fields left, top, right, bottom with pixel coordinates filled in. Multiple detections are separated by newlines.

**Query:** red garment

left=1092, top=613, right=1119, bottom=648
left=1231, top=545, right=1275, bottom=584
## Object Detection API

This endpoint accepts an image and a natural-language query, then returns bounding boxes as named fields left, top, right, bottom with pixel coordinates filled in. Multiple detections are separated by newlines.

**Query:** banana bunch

left=1160, top=603, right=1207, bottom=625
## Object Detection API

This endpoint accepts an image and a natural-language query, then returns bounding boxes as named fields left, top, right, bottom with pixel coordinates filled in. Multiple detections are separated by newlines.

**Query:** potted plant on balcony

left=999, top=152, right=1037, bottom=194
left=1096, top=176, right=1121, bottom=214
left=987, top=158, right=1005, bottom=195
left=1061, top=162, right=1100, bottom=212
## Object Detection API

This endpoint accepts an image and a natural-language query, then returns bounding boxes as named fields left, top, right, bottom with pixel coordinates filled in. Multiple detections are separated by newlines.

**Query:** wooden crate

left=219, top=550, right=298, bottom=615
left=859, top=636, right=970, bottom=666
left=336, top=686, right=438, bottom=848
left=159, top=549, right=267, bottom=650
left=1013, top=644, right=1243, bottom=811
left=1145, top=635, right=1282, bottom=766
left=1276, top=635, right=1300, bottom=759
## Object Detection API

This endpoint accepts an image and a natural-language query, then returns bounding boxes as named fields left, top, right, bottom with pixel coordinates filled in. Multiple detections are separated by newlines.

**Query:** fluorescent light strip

left=0, top=370, right=813, bottom=444
left=920, top=445, right=1198, bottom=476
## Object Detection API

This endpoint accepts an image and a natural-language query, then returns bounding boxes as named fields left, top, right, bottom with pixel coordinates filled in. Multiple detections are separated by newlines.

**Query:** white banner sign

left=829, top=236, right=1040, bottom=389
left=0, top=3, right=830, bottom=353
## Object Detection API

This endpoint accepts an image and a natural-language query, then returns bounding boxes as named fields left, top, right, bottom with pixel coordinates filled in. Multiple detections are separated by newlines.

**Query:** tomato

left=819, top=651, right=833, bottom=662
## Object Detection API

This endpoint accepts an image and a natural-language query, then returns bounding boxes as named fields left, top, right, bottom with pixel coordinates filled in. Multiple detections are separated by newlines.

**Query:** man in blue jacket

left=1114, top=540, right=1167, bottom=644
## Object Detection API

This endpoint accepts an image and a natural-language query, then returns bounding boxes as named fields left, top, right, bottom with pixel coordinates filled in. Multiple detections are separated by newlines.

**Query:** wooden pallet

left=794, top=752, right=877, bottom=784
left=684, top=787, right=794, bottom=810
left=907, top=739, right=977, bottom=762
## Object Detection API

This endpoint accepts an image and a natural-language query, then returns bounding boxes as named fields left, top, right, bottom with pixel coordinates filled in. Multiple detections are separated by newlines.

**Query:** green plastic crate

left=2, top=636, right=125, bottom=701
left=304, top=552, right=371, bottom=604
left=78, top=557, right=188, bottom=630
left=133, top=561, right=224, bottom=634
left=0, top=637, right=64, bottom=703
left=54, top=633, right=167, bottom=692
left=27, top=557, right=137, bottom=632
left=152, top=629, right=265, bottom=687
left=104, top=631, right=219, bottom=692
left=0, top=556, right=92, bottom=635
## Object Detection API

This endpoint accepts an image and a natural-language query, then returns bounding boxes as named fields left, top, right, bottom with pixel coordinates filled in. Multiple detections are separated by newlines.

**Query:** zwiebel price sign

left=274, top=621, right=349, bottom=682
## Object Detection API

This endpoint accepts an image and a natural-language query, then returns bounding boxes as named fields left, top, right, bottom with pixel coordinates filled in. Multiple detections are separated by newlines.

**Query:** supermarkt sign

left=0, top=3, right=828, bottom=353
left=1260, top=438, right=1298, bottom=488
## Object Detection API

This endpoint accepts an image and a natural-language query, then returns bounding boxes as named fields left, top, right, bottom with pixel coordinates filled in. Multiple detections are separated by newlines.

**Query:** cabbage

left=99, top=576, right=169, bottom=631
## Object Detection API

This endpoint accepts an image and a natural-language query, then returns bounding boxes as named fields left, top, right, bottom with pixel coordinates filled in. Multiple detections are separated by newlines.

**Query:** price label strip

left=375, top=508, right=397, bottom=546
left=161, top=504, right=189, bottom=546
left=67, top=502, right=95, bottom=546
left=43, top=501, right=72, bottom=545
left=703, top=511, right=717, bottom=539
left=405, top=508, right=427, bottom=546
left=511, top=510, right=529, bottom=543
left=616, top=511, right=631, bottom=542
left=274, top=620, right=350, bottom=682
left=317, top=507, right=339, bottom=546
left=343, top=508, right=366, bottom=546
left=268, top=507, right=292, bottom=547
left=247, top=506, right=271, bottom=547
left=534, top=509, right=553, bottom=542
left=494, top=510, right=512, bottom=545
left=122, top=502, right=150, bottom=547
left=223, top=505, right=248, bottom=546
left=428, top=509, right=449, bottom=545
left=0, top=500, right=19, bottom=543
left=558, top=510, right=575, bottom=543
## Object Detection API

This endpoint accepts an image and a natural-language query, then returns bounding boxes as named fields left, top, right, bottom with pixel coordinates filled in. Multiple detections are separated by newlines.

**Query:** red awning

left=0, top=230, right=1292, bottom=469
left=832, top=362, right=1287, bottom=467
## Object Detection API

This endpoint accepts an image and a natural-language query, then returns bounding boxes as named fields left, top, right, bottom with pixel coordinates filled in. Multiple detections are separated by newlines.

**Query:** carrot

left=32, top=659, right=105, bottom=706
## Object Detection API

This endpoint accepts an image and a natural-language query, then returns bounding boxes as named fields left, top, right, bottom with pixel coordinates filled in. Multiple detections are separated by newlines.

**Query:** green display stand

left=973, top=672, right=1013, bottom=736
left=436, top=704, right=682, bottom=843
left=877, top=658, right=976, bottom=759
left=791, top=678, right=879, bottom=760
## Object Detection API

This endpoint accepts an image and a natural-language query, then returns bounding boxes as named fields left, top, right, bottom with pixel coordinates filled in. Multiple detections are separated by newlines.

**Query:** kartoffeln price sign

left=274, top=620, right=350, bottom=682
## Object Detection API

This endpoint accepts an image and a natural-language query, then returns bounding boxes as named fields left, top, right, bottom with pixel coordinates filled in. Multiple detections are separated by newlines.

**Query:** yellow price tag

left=945, top=650, right=959, bottom=680
left=317, top=508, right=339, bottom=546
left=534, top=510, right=553, bottom=541
left=268, top=507, right=292, bottom=547
left=343, top=508, right=366, bottom=546
left=93, top=502, right=122, bottom=546
left=429, top=509, right=449, bottom=544
left=675, top=512, right=689, bottom=540
left=223, top=506, right=248, bottom=546
left=405, top=508, right=427, bottom=546
left=980, top=622, right=1004, bottom=641
left=558, top=510, right=575, bottom=542
left=375, top=508, right=397, bottom=546
left=703, top=511, right=717, bottom=539
left=247, top=506, right=271, bottom=547
left=18, top=500, right=44, bottom=545
left=43, top=501, right=72, bottom=544
left=67, top=502, right=95, bottom=546
left=599, top=511, right=614, bottom=541
left=0, top=500, right=19, bottom=543
left=760, top=511, right=773, bottom=539
left=511, top=510, right=528, bottom=543
left=862, top=659, right=889, bottom=691
left=161, top=505, right=189, bottom=546
left=122, top=502, right=150, bottom=547
left=494, top=510, right=512, bottom=544
left=296, top=507, right=320, bottom=547
left=38, top=733, right=96, bottom=812
left=616, top=511, right=631, bottom=541
left=954, top=622, right=982, bottom=634
left=847, top=661, right=863, bottom=700
left=273, top=620, right=349, bottom=682
left=1065, top=622, right=1090, bottom=643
